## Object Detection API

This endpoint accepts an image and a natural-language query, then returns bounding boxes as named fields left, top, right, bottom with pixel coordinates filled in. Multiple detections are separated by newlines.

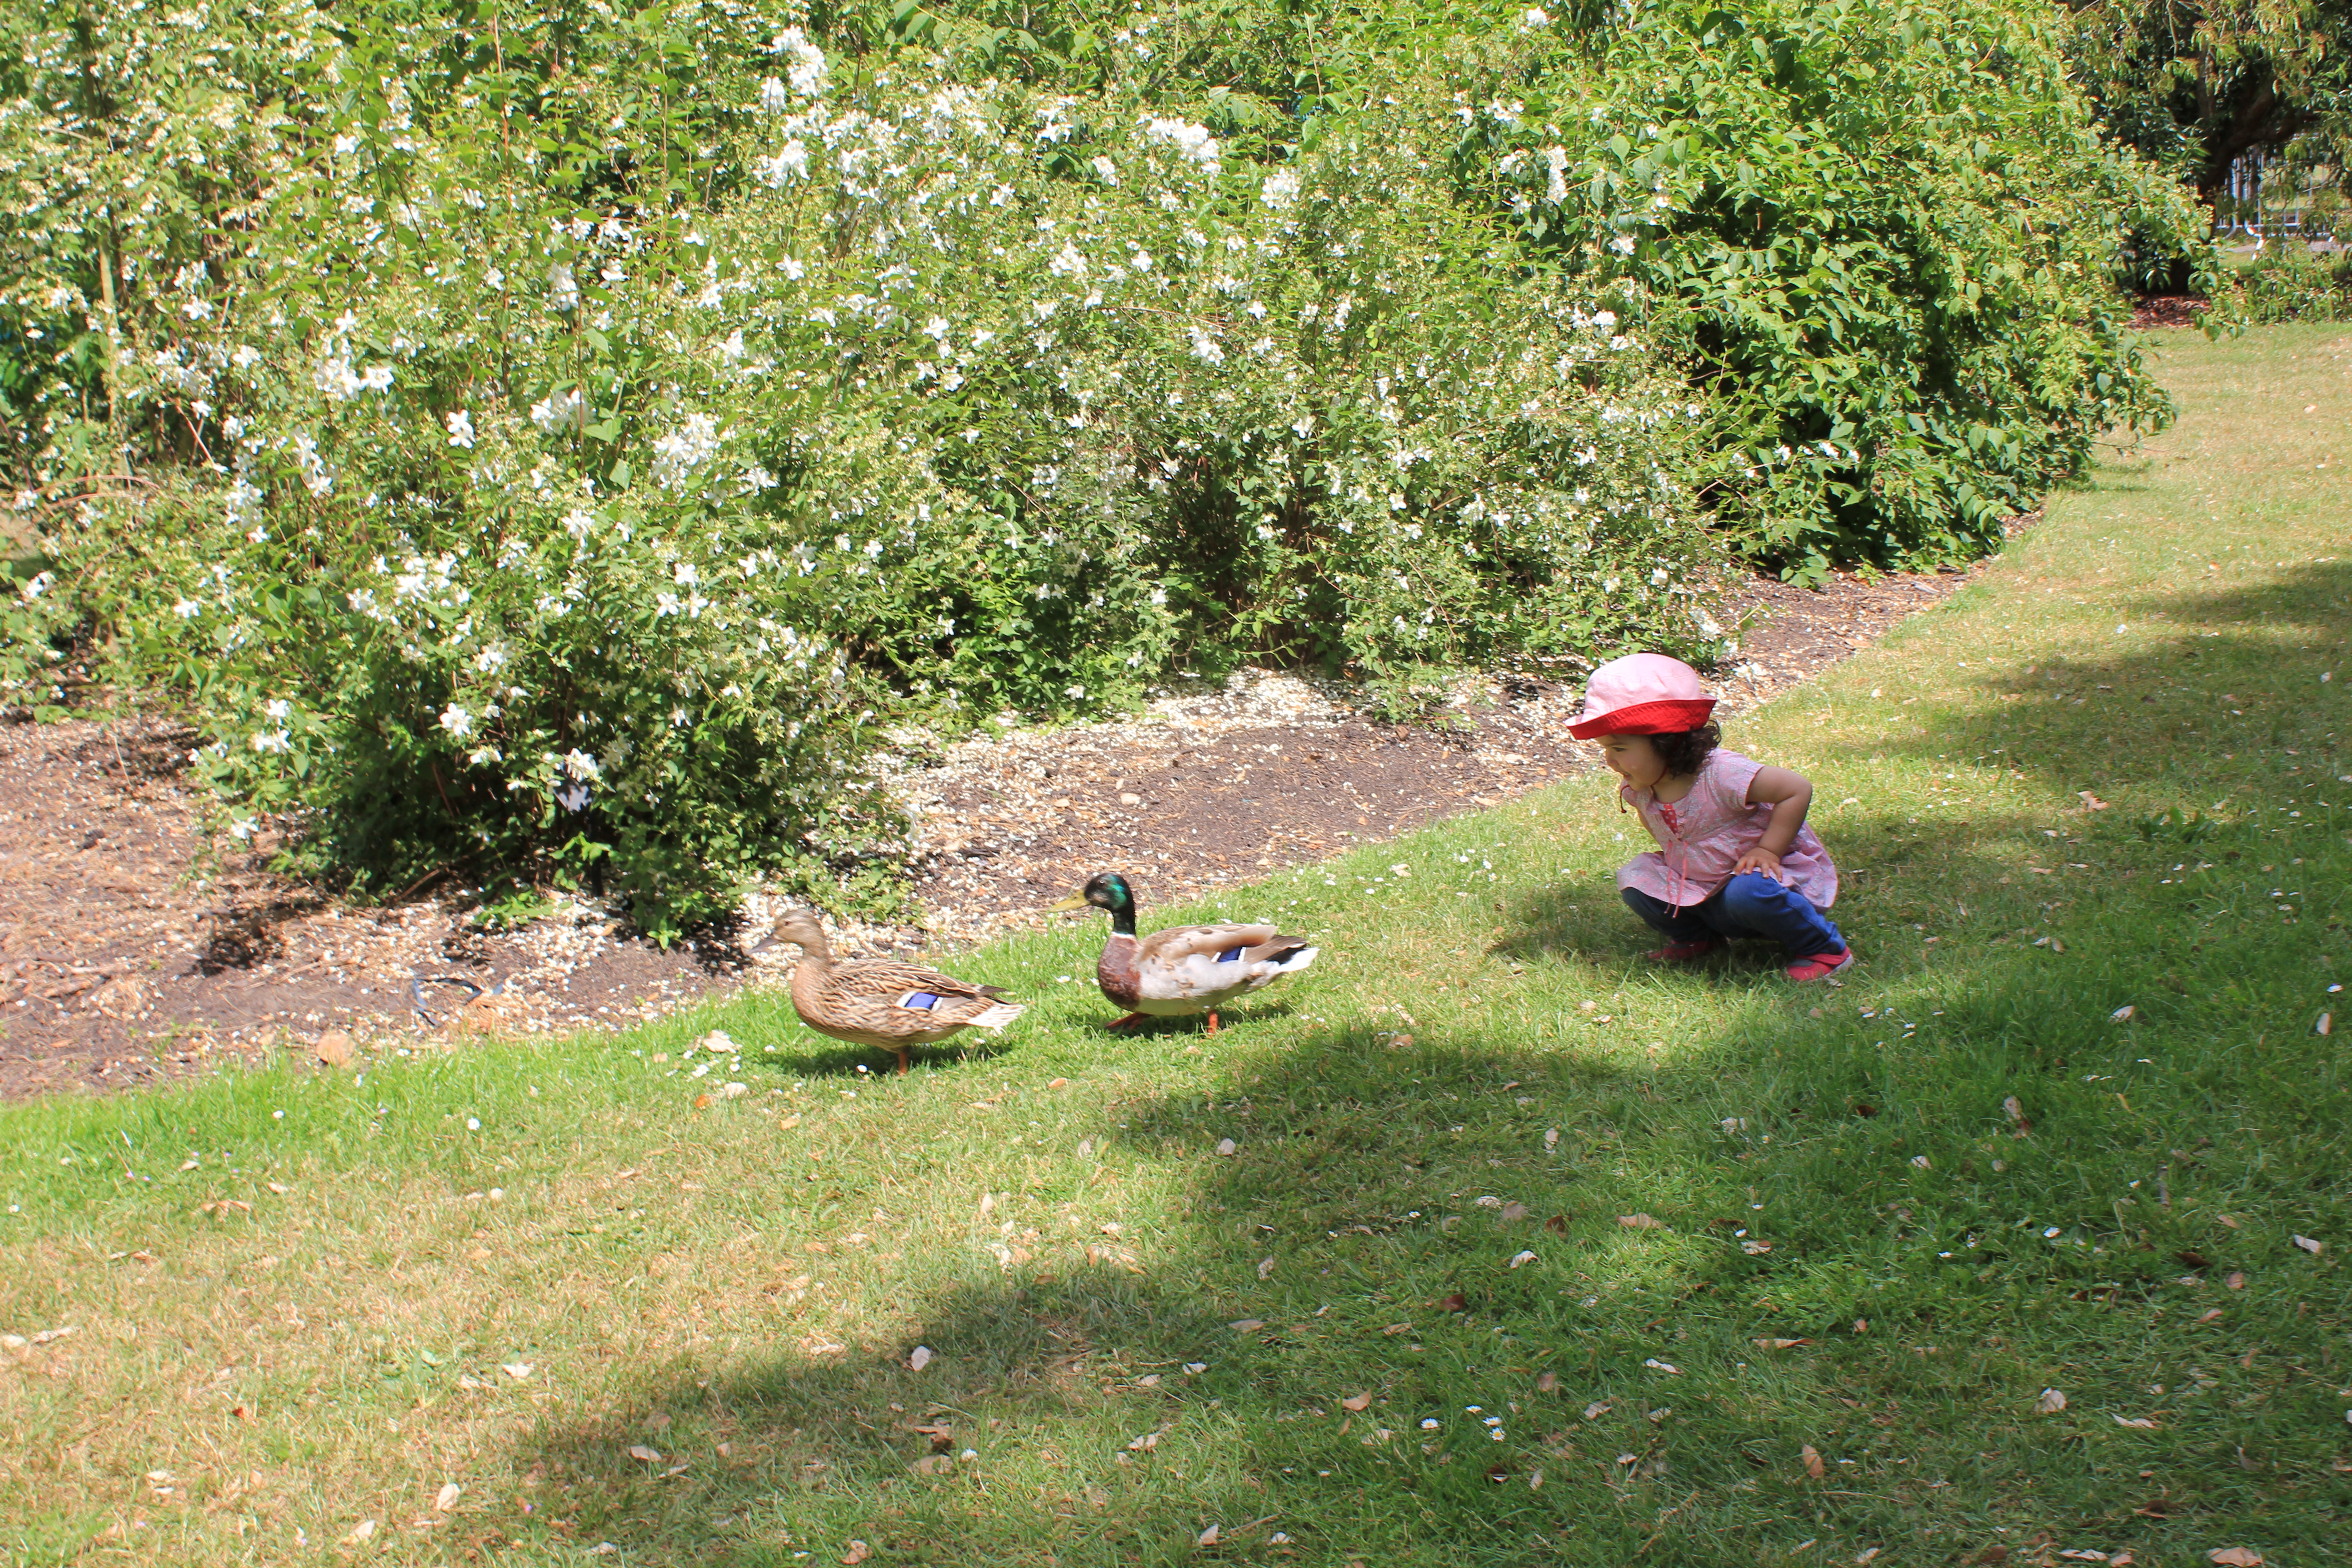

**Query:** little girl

left=1569, top=652, right=1854, bottom=982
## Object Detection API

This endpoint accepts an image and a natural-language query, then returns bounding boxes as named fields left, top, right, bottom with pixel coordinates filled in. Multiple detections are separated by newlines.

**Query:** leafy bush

left=0, top=0, right=1718, bottom=932
left=2235, top=245, right=2352, bottom=322
left=1453, top=0, right=2219, bottom=574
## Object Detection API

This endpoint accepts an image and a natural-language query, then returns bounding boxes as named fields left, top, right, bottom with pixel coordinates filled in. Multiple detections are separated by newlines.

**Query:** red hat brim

left=1568, top=697, right=1717, bottom=740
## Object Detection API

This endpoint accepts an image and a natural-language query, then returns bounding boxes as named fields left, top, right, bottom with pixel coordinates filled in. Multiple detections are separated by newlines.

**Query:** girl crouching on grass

left=1569, top=652, right=1854, bottom=982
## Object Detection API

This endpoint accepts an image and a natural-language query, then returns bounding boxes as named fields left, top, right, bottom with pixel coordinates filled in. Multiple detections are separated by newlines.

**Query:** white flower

left=1544, top=146, right=1568, bottom=205
left=651, top=413, right=721, bottom=488
left=438, top=703, right=474, bottom=738
left=173, top=598, right=202, bottom=619
left=563, top=507, right=596, bottom=539
left=1519, top=5, right=1551, bottom=27
left=1610, top=235, right=1637, bottom=255
left=1187, top=326, right=1225, bottom=366
left=293, top=431, right=334, bottom=496
left=1592, top=310, right=1618, bottom=330
left=1260, top=168, right=1301, bottom=210
left=754, top=141, right=809, bottom=187
left=774, top=26, right=828, bottom=97
left=467, top=745, right=503, bottom=765
left=674, top=561, right=699, bottom=586
left=446, top=410, right=477, bottom=449
left=264, top=699, right=291, bottom=721
left=1144, top=116, right=1220, bottom=171
left=560, top=749, right=602, bottom=781
left=759, top=76, right=790, bottom=115
left=531, top=387, right=588, bottom=433
left=1090, top=155, right=1119, bottom=186
left=250, top=729, right=290, bottom=754
left=548, top=263, right=580, bottom=310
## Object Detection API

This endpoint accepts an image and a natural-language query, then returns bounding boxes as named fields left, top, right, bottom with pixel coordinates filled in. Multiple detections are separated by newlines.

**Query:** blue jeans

left=1622, top=872, right=1846, bottom=958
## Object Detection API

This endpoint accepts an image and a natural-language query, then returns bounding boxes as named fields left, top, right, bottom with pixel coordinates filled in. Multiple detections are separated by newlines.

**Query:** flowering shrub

left=0, top=2, right=1717, bottom=931
left=1450, top=0, right=2218, bottom=574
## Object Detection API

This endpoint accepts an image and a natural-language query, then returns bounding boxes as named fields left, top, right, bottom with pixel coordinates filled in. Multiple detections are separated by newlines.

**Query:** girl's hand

left=1734, top=847, right=1785, bottom=881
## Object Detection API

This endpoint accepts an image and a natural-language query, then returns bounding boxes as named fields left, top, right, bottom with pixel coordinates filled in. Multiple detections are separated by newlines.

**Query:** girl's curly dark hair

left=1648, top=722, right=1720, bottom=779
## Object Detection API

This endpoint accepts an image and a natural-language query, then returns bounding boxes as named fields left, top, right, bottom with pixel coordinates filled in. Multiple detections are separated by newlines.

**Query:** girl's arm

left=1734, top=765, right=1814, bottom=880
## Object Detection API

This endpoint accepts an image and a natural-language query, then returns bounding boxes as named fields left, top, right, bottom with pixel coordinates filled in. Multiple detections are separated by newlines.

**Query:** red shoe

left=1646, top=937, right=1726, bottom=963
left=1785, top=948, right=1856, bottom=983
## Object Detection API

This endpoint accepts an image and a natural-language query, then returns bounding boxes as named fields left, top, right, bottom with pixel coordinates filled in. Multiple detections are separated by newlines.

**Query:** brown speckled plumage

left=765, top=911, right=1024, bottom=1072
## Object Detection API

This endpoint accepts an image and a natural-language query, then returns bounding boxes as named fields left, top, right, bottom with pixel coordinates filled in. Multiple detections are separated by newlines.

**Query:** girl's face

left=1597, top=733, right=1668, bottom=790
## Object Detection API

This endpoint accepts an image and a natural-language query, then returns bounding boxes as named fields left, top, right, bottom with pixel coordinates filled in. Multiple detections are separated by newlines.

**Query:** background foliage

left=0, top=0, right=2211, bottom=928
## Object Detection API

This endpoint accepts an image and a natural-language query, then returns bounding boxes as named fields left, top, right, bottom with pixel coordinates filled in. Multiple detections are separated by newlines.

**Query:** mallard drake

left=761, top=910, right=1024, bottom=1073
left=1048, top=871, right=1318, bottom=1033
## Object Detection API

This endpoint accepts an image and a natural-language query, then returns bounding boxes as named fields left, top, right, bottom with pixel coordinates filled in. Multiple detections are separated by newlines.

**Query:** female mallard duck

left=1048, top=871, right=1318, bottom=1033
left=762, top=910, right=1024, bottom=1073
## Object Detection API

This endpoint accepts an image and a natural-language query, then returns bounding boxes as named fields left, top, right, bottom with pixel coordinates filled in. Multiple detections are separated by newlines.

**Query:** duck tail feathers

left=970, top=1001, right=1026, bottom=1030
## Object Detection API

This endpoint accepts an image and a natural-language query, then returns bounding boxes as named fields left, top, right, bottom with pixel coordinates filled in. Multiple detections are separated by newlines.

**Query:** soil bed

left=0, top=563, right=1978, bottom=1098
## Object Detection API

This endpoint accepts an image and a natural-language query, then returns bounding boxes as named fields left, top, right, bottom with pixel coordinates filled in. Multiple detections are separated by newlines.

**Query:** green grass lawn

left=3, top=326, right=2347, bottom=1567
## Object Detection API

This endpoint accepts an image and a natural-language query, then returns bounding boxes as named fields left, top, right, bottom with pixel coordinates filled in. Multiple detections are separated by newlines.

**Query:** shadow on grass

left=491, top=567, right=2350, bottom=1565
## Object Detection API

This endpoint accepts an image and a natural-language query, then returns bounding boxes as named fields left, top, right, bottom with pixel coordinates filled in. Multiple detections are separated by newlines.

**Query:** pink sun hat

left=1568, top=652, right=1718, bottom=740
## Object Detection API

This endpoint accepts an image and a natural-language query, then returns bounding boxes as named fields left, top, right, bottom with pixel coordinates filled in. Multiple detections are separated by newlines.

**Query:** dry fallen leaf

left=2317, top=1012, right=2332, bottom=1036
left=1544, top=1128, right=1560, bottom=1150
left=2036, top=1388, right=2068, bottom=1414
left=2225, top=1272, right=2245, bottom=1289
left=1545, top=1215, right=1568, bottom=1235
left=1583, top=1401, right=1611, bottom=1419
left=1214, top=1138, right=1237, bottom=1156
left=2195, top=1308, right=2225, bottom=1325
left=344, top=1521, right=378, bottom=1545
left=2293, top=1235, right=2324, bottom=1255
left=502, top=1362, right=534, bottom=1381
left=1535, top=1372, right=1558, bottom=1393
left=2218, top=1213, right=2240, bottom=1229
left=1228, top=1319, right=1266, bottom=1334
left=1753, top=1338, right=1812, bottom=1350
left=1196, top=1525, right=1220, bottom=1547
left=628, top=1446, right=662, bottom=1464
left=1509, top=1250, right=1539, bottom=1269
left=1858, top=1550, right=1881, bottom=1565
left=2113, top=1415, right=2161, bottom=1429
left=1439, top=1293, right=1470, bottom=1312
left=908, top=1346, right=933, bottom=1371
left=433, top=1482, right=461, bottom=1513
left=843, top=1541, right=872, bottom=1566
left=1500, top=1201, right=1530, bottom=1223
left=1801, top=1444, right=1826, bottom=1480
left=1257, top=1256, right=1276, bottom=1280
left=2110, top=1004, right=2136, bottom=1023
left=2206, top=1550, right=2263, bottom=1568
left=1340, top=1391, right=1373, bottom=1411
left=1618, top=1213, right=1664, bottom=1230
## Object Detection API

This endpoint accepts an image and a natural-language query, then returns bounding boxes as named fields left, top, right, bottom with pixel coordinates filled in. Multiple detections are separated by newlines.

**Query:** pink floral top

left=1617, top=749, right=1838, bottom=911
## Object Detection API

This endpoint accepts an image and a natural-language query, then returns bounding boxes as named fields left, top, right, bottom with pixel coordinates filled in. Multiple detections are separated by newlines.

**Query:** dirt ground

left=0, top=561, right=1983, bottom=1098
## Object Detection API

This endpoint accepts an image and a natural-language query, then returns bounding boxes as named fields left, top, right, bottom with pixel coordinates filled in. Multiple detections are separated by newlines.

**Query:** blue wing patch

left=1215, top=946, right=1246, bottom=964
left=897, top=990, right=942, bottom=1010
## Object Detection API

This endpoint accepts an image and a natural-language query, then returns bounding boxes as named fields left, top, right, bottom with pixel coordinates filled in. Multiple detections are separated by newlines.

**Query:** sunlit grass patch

left=3, top=327, right=2348, bottom=1565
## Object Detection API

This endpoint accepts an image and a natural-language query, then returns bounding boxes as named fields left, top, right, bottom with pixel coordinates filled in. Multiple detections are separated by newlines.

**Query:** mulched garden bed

left=0, top=559, right=1990, bottom=1098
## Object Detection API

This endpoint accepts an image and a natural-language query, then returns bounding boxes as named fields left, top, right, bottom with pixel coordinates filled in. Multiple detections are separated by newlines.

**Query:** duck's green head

left=1048, top=871, right=1137, bottom=931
